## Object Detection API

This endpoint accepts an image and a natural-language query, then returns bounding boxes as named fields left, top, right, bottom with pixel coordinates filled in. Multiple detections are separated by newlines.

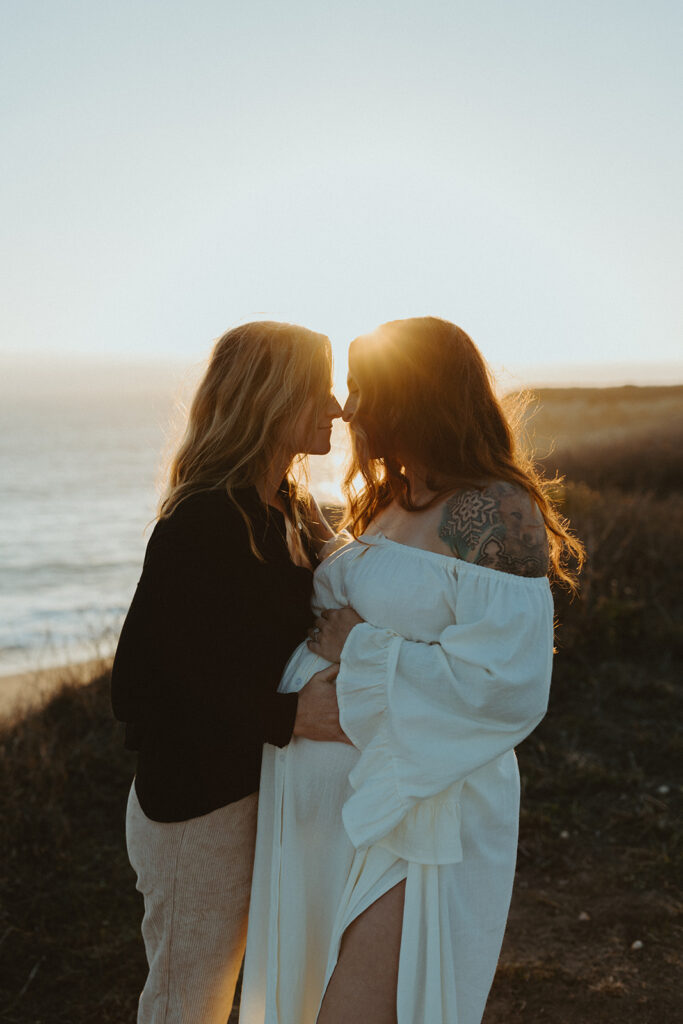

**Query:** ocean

left=1, top=381, right=345, bottom=677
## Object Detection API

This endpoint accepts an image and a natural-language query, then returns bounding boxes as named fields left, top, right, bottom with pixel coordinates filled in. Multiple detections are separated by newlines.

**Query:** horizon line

left=1, top=350, right=682, bottom=392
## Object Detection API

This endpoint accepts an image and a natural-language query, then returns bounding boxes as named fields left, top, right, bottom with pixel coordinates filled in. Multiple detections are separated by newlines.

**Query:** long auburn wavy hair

left=160, top=321, right=332, bottom=556
left=343, top=316, right=584, bottom=589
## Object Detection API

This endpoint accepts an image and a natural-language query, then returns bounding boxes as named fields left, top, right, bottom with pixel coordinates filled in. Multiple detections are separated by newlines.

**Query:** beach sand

left=0, top=657, right=112, bottom=719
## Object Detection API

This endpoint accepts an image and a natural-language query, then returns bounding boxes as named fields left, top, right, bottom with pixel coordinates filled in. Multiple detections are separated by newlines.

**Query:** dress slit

left=315, top=848, right=409, bottom=1019
left=316, top=877, right=407, bottom=1023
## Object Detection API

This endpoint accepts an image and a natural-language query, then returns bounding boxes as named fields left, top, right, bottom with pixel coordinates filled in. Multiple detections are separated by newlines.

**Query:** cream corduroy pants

left=126, top=783, right=258, bottom=1024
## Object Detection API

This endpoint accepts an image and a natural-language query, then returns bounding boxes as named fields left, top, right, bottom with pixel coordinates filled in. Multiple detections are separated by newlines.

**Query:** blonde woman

left=111, top=321, right=344, bottom=1024
left=240, top=317, right=584, bottom=1024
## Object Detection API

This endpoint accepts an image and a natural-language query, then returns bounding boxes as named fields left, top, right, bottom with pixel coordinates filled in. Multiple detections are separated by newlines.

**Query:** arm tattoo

left=439, top=482, right=549, bottom=578
left=438, top=490, right=500, bottom=559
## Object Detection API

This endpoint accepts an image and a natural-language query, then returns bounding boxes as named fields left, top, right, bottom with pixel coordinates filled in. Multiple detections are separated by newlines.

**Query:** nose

left=341, top=393, right=358, bottom=422
left=329, top=395, right=343, bottom=419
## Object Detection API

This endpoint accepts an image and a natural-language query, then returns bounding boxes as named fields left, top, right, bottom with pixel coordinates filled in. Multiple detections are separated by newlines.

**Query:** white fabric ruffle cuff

left=337, top=622, right=464, bottom=865
left=336, top=622, right=397, bottom=750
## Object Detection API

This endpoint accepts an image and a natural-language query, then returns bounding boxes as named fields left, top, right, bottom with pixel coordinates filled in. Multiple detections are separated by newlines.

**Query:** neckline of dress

left=363, top=530, right=551, bottom=586
left=362, top=529, right=456, bottom=567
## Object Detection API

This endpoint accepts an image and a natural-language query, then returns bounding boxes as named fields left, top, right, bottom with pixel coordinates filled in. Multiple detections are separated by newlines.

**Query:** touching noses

left=328, top=395, right=343, bottom=420
left=341, top=395, right=357, bottom=422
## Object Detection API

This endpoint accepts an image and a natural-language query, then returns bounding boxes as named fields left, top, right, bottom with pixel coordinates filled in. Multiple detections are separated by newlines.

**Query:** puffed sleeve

left=336, top=562, right=554, bottom=857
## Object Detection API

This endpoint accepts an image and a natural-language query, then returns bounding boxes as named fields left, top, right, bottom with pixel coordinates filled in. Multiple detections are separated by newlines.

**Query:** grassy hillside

left=522, top=384, right=683, bottom=496
left=0, top=672, right=143, bottom=1022
left=520, top=384, right=683, bottom=453
left=1, top=386, right=681, bottom=1022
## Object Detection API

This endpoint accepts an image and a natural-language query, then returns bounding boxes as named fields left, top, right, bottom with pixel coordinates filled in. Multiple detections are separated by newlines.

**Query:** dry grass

left=0, top=674, right=143, bottom=1023
left=524, top=383, right=683, bottom=497
left=519, top=384, right=683, bottom=456
left=553, top=483, right=682, bottom=663
left=539, top=426, right=683, bottom=498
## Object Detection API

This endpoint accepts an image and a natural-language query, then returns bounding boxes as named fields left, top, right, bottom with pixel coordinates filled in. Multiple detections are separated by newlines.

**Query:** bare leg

left=317, top=880, right=406, bottom=1024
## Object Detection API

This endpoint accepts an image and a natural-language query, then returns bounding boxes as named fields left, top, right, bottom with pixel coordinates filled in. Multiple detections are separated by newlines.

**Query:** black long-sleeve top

left=110, top=487, right=315, bottom=822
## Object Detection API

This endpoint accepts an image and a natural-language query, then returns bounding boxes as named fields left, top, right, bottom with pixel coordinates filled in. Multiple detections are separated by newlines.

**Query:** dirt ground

left=484, top=860, right=680, bottom=1022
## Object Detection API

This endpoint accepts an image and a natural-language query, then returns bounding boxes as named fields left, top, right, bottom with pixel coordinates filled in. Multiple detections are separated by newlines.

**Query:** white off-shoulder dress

left=239, top=532, right=554, bottom=1024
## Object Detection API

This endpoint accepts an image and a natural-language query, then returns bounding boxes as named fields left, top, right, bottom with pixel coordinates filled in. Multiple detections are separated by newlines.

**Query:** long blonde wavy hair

left=160, top=321, right=332, bottom=555
left=343, top=317, right=585, bottom=590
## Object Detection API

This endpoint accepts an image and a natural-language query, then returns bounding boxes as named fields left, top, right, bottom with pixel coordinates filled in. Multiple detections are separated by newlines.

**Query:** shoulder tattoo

left=438, top=482, right=549, bottom=578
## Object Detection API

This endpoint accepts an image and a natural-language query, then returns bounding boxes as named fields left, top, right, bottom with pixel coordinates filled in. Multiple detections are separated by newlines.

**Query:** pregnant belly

left=277, top=641, right=359, bottom=834
left=285, top=736, right=359, bottom=842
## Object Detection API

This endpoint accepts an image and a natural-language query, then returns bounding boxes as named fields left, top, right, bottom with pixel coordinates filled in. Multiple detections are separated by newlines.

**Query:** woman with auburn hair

left=111, top=321, right=345, bottom=1024
left=240, top=317, right=584, bottom=1024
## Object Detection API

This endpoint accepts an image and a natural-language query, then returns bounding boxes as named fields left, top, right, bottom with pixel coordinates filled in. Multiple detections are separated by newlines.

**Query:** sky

left=2, top=0, right=682, bottom=395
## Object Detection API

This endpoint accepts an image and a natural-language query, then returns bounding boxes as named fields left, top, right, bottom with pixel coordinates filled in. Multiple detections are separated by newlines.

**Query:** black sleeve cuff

left=261, top=691, right=299, bottom=747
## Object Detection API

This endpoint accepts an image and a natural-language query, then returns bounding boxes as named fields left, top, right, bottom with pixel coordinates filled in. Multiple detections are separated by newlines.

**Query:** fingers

left=310, top=607, right=354, bottom=633
left=306, top=663, right=338, bottom=685
left=307, top=619, right=325, bottom=647
left=319, top=607, right=350, bottom=623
